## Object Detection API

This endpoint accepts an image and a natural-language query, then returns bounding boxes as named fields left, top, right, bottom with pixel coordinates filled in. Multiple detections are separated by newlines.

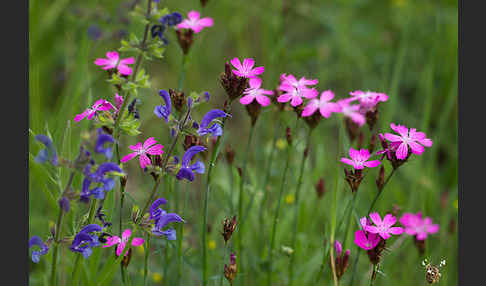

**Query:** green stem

left=144, top=234, right=151, bottom=286
left=202, top=106, right=231, bottom=286
left=219, top=243, right=228, bottom=286
left=266, top=119, right=298, bottom=286
left=178, top=54, right=187, bottom=90
left=288, top=127, right=313, bottom=286
left=369, top=264, right=378, bottom=286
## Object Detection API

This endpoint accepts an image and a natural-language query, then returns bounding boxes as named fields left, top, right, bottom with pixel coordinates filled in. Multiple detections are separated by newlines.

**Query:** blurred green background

left=29, top=0, right=457, bottom=285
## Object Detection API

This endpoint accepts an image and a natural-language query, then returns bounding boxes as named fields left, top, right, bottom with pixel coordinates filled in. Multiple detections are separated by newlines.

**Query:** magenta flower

left=301, top=90, right=340, bottom=117
left=337, top=98, right=366, bottom=127
left=239, top=78, right=273, bottom=106
left=340, top=148, right=381, bottom=170
left=277, top=74, right=319, bottom=107
left=364, top=212, right=404, bottom=240
left=383, top=123, right=433, bottom=160
left=94, top=51, right=135, bottom=76
left=400, top=212, right=439, bottom=240
left=176, top=10, right=213, bottom=33
left=349, top=90, right=388, bottom=110
left=280, top=73, right=318, bottom=89
left=354, top=230, right=381, bottom=250
left=114, top=93, right=123, bottom=111
left=103, top=229, right=144, bottom=257
left=230, top=57, right=264, bottom=78
left=120, top=137, right=164, bottom=169
left=74, top=99, right=115, bottom=122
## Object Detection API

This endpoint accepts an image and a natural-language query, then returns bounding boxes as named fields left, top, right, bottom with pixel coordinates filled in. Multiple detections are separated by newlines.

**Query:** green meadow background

left=29, top=0, right=457, bottom=285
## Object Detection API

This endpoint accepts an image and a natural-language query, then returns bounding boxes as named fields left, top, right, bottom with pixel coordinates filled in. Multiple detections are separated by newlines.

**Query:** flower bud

left=315, top=178, right=326, bottom=199
left=286, top=127, right=292, bottom=145
left=344, top=169, right=364, bottom=193
left=365, top=108, right=379, bottom=130
left=376, top=166, right=385, bottom=190
left=175, top=29, right=194, bottom=55
left=169, top=89, right=186, bottom=113
left=224, top=252, right=238, bottom=285
left=368, top=134, right=377, bottom=153
left=221, top=216, right=237, bottom=243
left=225, top=145, right=236, bottom=165
left=366, top=238, right=386, bottom=265
left=220, top=62, right=249, bottom=101
left=58, top=197, right=70, bottom=213
left=245, top=101, right=262, bottom=126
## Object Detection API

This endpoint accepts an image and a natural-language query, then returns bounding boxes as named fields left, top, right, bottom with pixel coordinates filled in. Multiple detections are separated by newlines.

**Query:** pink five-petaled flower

left=383, top=123, right=433, bottom=160
left=340, top=148, right=381, bottom=170
left=277, top=74, right=318, bottom=107
left=349, top=90, right=388, bottom=110
left=94, top=51, right=135, bottom=76
left=400, top=212, right=439, bottom=240
left=239, top=78, right=273, bottom=106
left=120, top=137, right=164, bottom=169
left=230, top=57, right=265, bottom=78
left=302, top=90, right=340, bottom=117
left=354, top=230, right=381, bottom=250
left=337, top=98, right=366, bottom=127
left=364, top=212, right=404, bottom=240
left=176, top=10, right=214, bottom=34
left=280, top=73, right=318, bottom=90
left=74, top=99, right=115, bottom=122
left=102, top=229, right=144, bottom=257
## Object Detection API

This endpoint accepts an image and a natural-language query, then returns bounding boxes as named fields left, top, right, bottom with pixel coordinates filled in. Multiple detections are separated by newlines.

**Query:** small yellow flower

left=285, top=194, right=295, bottom=205
left=208, top=239, right=216, bottom=250
left=152, top=272, right=163, bottom=283
left=276, top=138, right=287, bottom=150
left=453, top=199, right=458, bottom=210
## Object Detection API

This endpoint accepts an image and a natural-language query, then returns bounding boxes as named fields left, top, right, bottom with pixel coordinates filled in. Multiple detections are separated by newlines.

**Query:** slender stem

left=144, top=234, right=151, bottom=286
left=288, top=127, right=313, bottom=286
left=329, top=244, right=339, bottom=286
left=369, top=264, right=378, bottom=286
left=202, top=107, right=231, bottom=286
left=219, top=243, right=228, bottom=286
left=178, top=54, right=187, bottom=90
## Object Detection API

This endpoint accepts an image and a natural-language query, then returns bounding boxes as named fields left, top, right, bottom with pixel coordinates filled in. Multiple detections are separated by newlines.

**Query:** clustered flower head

left=149, top=198, right=184, bottom=239
left=120, top=137, right=164, bottom=169
left=94, top=51, right=135, bottom=76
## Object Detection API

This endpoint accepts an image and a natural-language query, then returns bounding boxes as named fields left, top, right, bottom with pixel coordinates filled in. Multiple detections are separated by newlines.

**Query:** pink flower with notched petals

left=102, top=229, right=144, bottom=257
left=337, top=98, right=366, bottom=127
left=239, top=78, right=273, bottom=106
left=341, top=148, right=381, bottom=170
left=74, top=99, right=115, bottom=122
left=230, top=57, right=264, bottom=78
left=301, top=90, right=340, bottom=117
left=383, top=123, right=433, bottom=160
left=354, top=230, right=381, bottom=250
left=364, top=212, right=404, bottom=240
left=121, top=137, right=164, bottom=169
left=280, top=73, right=318, bottom=90
left=94, top=51, right=135, bottom=76
left=400, top=212, right=439, bottom=241
left=277, top=73, right=318, bottom=106
left=349, top=90, right=388, bottom=110
left=176, top=10, right=213, bottom=33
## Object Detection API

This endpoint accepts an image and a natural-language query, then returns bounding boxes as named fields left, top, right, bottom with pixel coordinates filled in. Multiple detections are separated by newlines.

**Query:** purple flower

left=95, top=128, right=114, bottom=159
left=29, top=236, right=49, bottom=263
left=161, top=12, right=183, bottom=27
left=400, top=212, right=439, bottom=240
left=197, top=109, right=229, bottom=137
left=149, top=198, right=184, bottom=240
left=364, top=212, right=404, bottom=240
left=58, top=197, right=70, bottom=213
left=354, top=230, right=381, bottom=250
left=340, top=148, right=381, bottom=170
left=175, top=146, right=206, bottom=181
left=154, top=90, right=172, bottom=122
left=383, top=123, right=433, bottom=160
left=34, top=134, right=58, bottom=166
left=80, top=163, right=122, bottom=201
left=69, top=224, right=103, bottom=258
left=87, top=25, right=102, bottom=40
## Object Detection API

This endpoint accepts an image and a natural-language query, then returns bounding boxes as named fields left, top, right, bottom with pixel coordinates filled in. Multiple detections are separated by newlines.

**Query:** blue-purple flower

left=58, top=197, right=70, bottom=213
left=149, top=198, right=183, bottom=240
left=197, top=109, right=229, bottom=137
left=80, top=162, right=122, bottom=201
left=154, top=90, right=172, bottom=122
left=94, top=128, right=114, bottom=159
left=175, top=146, right=206, bottom=181
left=69, top=224, right=103, bottom=258
left=34, top=134, right=58, bottom=166
left=29, top=236, right=49, bottom=263
left=151, top=12, right=183, bottom=44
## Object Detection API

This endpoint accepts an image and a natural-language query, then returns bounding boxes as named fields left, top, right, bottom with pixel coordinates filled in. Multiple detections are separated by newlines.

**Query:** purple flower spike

left=80, top=163, right=122, bottom=201
left=154, top=90, right=172, bottom=122
left=29, top=236, right=49, bottom=263
left=69, top=224, right=103, bottom=258
left=34, top=134, right=58, bottom=166
left=95, top=128, right=114, bottom=159
left=176, top=146, right=206, bottom=182
left=149, top=198, right=184, bottom=240
left=197, top=109, right=229, bottom=137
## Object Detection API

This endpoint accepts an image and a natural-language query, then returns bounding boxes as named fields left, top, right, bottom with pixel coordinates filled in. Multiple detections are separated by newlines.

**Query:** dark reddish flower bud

left=175, top=29, right=194, bottom=55
left=237, top=167, right=243, bottom=178
left=369, top=134, right=377, bottom=152
left=224, top=252, right=238, bottom=285
left=448, top=218, right=456, bottom=235
left=345, top=118, right=360, bottom=142
left=344, top=169, right=364, bottom=193
left=389, top=204, right=401, bottom=217
left=303, top=111, right=322, bottom=130
left=222, top=215, right=237, bottom=243
left=121, top=175, right=128, bottom=188
left=304, top=147, right=309, bottom=158
left=207, top=223, right=212, bottom=234
left=331, top=240, right=350, bottom=280
left=440, top=191, right=449, bottom=210
left=245, top=101, right=261, bottom=126
left=315, top=178, right=326, bottom=199
left=169, top=89, right=186, bottom=113
left=367, top=238, right=386, bottom=265
left=286, top=127, right=292, bottom=145
left=225, top=145, right=236, bottom=165
left=200, top=0, right=209, bottom=6
left=102, top=125, right=113, bottom=135
left=121, top=248, right=132, bottom=267
left=376, top=166, right=385, bottom=190
left=365, top=108, right=379, bottom=130
left=220, top=62, right=249, bottom=101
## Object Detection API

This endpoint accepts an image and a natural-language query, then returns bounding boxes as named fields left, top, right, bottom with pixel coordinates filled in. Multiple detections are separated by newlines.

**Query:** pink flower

left=94, top=51, right=135, bottom=76
left=301, top=90, right=340, bottom=117
left=354, top=230, right=381, bottom=250
left=364, top=212, right=404, bottom=240
left=176, top=10, right=213, bottom=33
left=239, top=78, right=273, bottom=106
left=120, top=137, right=164, bottom=169
left=337, top=99, right=366, bottom=127
left=277, top=73, right=318, bottom=106
left=349, top=90, right=388, bottom=110
left=340, top=148, right=381, bottom=170
left=102, top=229, right=144, bottom=257
left=400, top=212, right=439, bottom=240
left=230, top=57, right=264, bottom=78
left=383, top=123, right=433, bottom=160
left=114, top=93, right=124, bottom=111
left=74, top=99, right=115, bottom=122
